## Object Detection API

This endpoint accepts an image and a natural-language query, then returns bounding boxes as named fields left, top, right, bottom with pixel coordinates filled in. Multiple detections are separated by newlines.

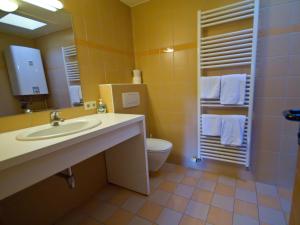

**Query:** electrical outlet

left=84, top=101, right=96, bottom=110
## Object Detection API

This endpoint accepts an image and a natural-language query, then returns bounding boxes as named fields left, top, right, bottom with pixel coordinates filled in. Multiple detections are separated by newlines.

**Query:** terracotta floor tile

left=197, top=179, right=216, bottom=192
left=277, top=187, right=292, bottom=200
left=96, top=185, right=120, bottom=202
left=166, top=172, right=185, bottom=183
left=215, top=183, right=235, bottom=197
left=109, top=190, right=132, bottom=206
left=128, top=216, right=152, bottom=225
left=150, top=170, right=166, bottom=178
left=79, top=217, right=102, bottom=225
left=233, top=213, right=259, bottom=225
left=138, top=201, right=163, bottom=222
left=56, top=208, right=90, bottom=225
left=158, top=181, right=177, bottom=193
left=150, top=176, right=164, bottom=191
left=174, top=165, right=188, bottom=174
left=149, top=190, right=171, bottom=206
left=156, top=208, right=182, bottom=225
left=218, top=176, right=236, bottom=187
left=174, top=184, right=195, bottom=199
left=55, top=163, right=293, bottom=225
left=166, top=194, right=189, bottom=212
left=192, top=188, right=213, bottom=204
left=207, top=206, right=233, bottom=225
left=235, top=188, right=257, bottom=204
left=161, top=163, right=177, bottom=173
left=185, top=200, right=209, bottom=221
left=122, top=195, right=146, bottom=213
left=181, top=176, right=198, bottom=186
left=104, top=209, right=133, bottom=225
left=179, top=215, right=205, bottom=225
left=280, top=197, right=291, bottom=213
left=258, top=195, right=281, bottom=210
left=234, top=199, right=259, bottom=220
left=211, top=194, right=234, bottom=212
left=236, top=180, right=256, bottom=192
left=256, top=183, right=278, bottom=197
left=201, top=172, right=219, bottom=181
left=186, top=170, right=202, bottom=179
left=258, top=206, right=286, bottom=225
left=81, top=201, right=117, bottom=222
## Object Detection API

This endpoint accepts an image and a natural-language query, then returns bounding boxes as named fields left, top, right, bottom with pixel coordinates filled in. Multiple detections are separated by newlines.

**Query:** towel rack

left=197, top=0, right=260, bottom=167
left=62, top=45, right=81, bottom=82
left=62, top=45, right=82, bottom=106
left=200, top=116, right=249, bottom=165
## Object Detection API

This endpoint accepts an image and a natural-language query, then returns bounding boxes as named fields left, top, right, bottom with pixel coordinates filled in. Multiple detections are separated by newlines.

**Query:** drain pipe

left=57, top=168, right=75, bottom=189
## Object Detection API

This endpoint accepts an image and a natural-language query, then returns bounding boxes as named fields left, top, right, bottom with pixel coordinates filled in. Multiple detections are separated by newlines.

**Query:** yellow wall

left=35, top=28, right=75, bottom=109
left=64, top=0, right=135, bottom=101
left=0, top=0, right=135, bottom=133
left=131, top=0, right=300, bottom=187
left=99, top=84, right=150, bottom=135
left=0, top=1, right=135, bottom=225
left=131, top=0, right=240, bottom=166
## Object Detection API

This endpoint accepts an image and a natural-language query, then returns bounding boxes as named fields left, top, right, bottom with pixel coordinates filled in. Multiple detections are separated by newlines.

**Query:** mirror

left=0, top=1, right=83, bottom=117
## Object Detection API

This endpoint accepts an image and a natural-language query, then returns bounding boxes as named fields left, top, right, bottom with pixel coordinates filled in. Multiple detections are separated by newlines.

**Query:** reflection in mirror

left=0, top=1, right=83, bottom=117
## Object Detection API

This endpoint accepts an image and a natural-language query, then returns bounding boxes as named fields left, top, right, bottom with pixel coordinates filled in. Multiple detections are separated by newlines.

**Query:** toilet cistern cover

left=146, top=138, right=172, bottom=152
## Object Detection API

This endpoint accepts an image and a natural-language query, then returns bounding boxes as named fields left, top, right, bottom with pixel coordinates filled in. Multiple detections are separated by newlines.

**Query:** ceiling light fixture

left=0, top=13, right=47, bottom=30
left=0, top=0, right=19, bottom=12
left=22, top=0, right=64, bottom=12
left=163, top=48, right=174, bottom=53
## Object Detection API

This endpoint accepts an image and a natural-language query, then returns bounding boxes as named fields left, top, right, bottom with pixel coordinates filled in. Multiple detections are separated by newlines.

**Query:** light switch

left=122, top=92, right=140, bottom=108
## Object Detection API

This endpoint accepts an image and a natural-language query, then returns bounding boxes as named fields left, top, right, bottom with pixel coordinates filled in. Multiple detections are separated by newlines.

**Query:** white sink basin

left=16, top=119, right=102, bottom=141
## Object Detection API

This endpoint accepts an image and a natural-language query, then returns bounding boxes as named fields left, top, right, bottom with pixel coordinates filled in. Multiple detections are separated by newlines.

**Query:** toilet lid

left=146, top=138, right=172, bottom=152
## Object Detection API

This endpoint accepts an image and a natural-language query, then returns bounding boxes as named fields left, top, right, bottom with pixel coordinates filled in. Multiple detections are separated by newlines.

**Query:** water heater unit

left=4, top=45, right=48, bottom=96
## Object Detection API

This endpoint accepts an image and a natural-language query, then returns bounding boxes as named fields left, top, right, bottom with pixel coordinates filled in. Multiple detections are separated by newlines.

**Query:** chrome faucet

left=50, top=111, right=65, bottom=126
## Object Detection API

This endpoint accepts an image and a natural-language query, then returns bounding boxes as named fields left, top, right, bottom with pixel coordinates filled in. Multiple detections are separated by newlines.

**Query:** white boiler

left=4, top=45, right=48, bottom=96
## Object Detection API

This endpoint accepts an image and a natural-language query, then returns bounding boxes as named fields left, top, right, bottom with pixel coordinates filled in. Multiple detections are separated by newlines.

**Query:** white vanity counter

left=0, top=113, right=149, bottom=200
left=0, top=113, right=143, bottom=170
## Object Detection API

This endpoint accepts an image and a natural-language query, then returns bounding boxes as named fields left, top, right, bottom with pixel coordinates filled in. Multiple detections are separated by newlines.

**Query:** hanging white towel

left=220, top=74, right=247, bottom=105
left=201, top=76, right=221, bottom=99
left=69, top=85, right=82, bottom=105
left=201, top=114, right=222, bottom=136
left=221, top=115, right=246, bottom=146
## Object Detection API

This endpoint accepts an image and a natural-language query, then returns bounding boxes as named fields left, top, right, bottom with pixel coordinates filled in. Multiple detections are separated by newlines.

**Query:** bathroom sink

left=16, top=119, right=101, bottom=141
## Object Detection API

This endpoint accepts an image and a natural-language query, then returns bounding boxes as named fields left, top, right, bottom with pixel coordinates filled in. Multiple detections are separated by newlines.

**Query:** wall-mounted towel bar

left=197, top=0, right=260, bottom=168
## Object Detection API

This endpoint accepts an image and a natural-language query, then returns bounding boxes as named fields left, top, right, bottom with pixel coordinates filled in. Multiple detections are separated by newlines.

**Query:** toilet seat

left=146, top=138, right=172, bottom=152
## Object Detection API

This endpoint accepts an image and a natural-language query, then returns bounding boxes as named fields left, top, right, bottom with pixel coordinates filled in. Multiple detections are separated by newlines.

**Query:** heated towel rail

left=62, top=45, right=81, bottom=82
left=197, top=0, right=260, bottom=167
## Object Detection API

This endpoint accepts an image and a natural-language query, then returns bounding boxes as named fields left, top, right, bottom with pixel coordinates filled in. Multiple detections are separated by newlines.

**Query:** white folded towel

left=69, top=85, right=82, bottom=105
left=220, top=74, right=247, bottom=105
left=221, top=115, right=246, bottom=146
left=201, top=114, right=222, bottom=136
left=201, top=76, right=221, bottom=99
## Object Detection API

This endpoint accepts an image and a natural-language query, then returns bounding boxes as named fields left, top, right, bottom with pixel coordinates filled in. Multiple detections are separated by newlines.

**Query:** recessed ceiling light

left=0, top=13, right=47, bottom=30
left=22, top=0, right=63, bottom=12
left=0, top=0, right=18, bottom=12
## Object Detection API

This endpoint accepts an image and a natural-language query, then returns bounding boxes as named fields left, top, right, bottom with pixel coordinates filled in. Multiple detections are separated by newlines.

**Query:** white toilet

left=99, top=84, right=173, bottom=172
left=146, top=138, right=172, bottom=172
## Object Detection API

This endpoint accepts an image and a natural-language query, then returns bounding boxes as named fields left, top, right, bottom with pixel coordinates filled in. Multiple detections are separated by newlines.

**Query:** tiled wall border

left=75, top=38, right=134, bottom=57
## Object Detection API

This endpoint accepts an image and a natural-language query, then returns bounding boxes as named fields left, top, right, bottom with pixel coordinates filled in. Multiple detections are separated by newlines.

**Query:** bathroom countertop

left=0, top=113, right=144, bottom=171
